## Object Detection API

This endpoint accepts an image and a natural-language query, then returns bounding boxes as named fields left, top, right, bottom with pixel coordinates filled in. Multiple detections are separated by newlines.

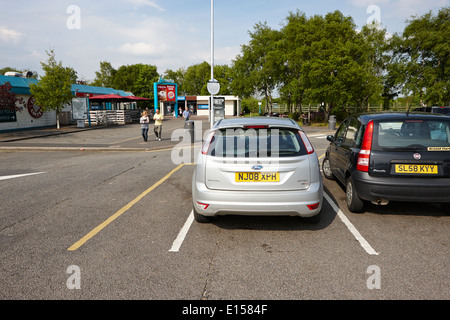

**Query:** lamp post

left=211, top=0, right=214, bottom=82
left=207, top=0, right=220, bottom=129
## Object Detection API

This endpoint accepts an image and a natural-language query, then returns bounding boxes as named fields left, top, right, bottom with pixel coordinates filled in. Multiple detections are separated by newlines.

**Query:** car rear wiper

left=380, top=144, right=427, bottom=151
left=401, top=144, right=427, bottom=151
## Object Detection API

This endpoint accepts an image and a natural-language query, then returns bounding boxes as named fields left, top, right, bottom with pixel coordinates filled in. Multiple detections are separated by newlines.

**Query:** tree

left=91, top=61, right=116, bottom=88
left=232, top=10, right=388, bottom=118
left=231, top=22, right=282, bottom=113
left=389, top=7, right=450, bottom=106
left=113, top=63, right=159, bottom=99
left=29, top=50, right=77, bottom=129
left=183, top=62, right=211, bottom=95
left=279, top=11, right=386, bottom=117
left=164, top=67, right=187, bottom=95
left=213, top=64, right=233, bottom=95
left=278, top=10, right=312, bottom=112
left=301, top=11, right=372, bottom=116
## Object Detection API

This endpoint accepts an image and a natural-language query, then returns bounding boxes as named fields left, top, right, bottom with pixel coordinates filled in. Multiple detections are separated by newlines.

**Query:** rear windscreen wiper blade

left=401, top=144, right=427, bottom=150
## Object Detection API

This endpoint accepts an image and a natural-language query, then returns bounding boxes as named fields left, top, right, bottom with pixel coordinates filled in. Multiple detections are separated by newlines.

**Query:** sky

left=0, top=0, right=448, bottom=82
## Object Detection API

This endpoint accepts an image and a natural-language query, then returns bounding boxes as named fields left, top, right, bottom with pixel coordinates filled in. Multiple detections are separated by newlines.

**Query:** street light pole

left=207, top=0, right=220, bottom=128
left=211, top=0, right=214, bottom=81
left=210, top=0, right=214, bottom=129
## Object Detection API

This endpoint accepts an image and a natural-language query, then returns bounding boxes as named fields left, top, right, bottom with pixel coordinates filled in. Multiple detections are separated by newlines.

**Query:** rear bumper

left=352, top=171, right=450, bottom=203
left=192, top=179, right=323, bottom=218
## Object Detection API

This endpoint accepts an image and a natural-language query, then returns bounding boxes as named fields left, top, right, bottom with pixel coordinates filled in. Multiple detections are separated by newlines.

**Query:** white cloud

left=125, top=0, right=165, bottom=11
left=348, top=0, right=449, bottom=15
left=347, top=0, right=390, bottom=7
left=391, top=0, right=449, bottom=17
left=118, top=42, right=168, bottom=55
left=0, top=26, right=22, bottom=42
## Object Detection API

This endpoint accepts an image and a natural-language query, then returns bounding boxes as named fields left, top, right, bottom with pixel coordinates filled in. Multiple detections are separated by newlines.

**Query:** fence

left=86, top=110, right=141, bottom=125
left=297, top=104, right=412, bottom=114
left=267, top=103, right=414, bottom=115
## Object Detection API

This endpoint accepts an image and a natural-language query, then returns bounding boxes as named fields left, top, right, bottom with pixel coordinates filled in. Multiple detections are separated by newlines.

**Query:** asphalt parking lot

left=0, top=117, right=448, bottom=305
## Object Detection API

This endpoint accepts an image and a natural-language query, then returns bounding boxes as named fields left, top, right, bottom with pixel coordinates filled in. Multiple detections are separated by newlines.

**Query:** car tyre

left=193, top=207, right=213, bottom=223
left=322, top=156, right=335, bottom=180
left=346, top=176, right=364, bottom=213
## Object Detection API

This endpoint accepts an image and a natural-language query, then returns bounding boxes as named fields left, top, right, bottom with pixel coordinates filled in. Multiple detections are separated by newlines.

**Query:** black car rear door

left=329, top=118, right=349, bottom=182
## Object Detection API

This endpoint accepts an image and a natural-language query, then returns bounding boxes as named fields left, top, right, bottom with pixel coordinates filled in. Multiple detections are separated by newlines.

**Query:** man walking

left=153, top=108, right=164, bottom=141
left=182, top=106, right=191, bottom=121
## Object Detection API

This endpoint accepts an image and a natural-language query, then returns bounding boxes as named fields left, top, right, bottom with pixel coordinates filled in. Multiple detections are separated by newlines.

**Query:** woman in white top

left=140, top=111, right=150, bottom=141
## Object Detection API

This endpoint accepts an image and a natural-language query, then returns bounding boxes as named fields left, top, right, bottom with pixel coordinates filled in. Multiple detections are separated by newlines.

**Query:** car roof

left=213, top=117, right=301, bottom=129
left=352, top=112, right=450, bottom=124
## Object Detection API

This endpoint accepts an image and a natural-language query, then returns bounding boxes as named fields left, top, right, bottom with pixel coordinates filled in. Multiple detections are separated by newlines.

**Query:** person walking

left=153, top=108, right=164, bottom=141
left=140, top=110, right=150, bottom=141
left=182, top=106, right=191, bottom=121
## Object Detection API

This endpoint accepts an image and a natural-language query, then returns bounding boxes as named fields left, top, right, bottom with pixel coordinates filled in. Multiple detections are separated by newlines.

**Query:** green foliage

left=182, top=61, right=211, bottom=95
left=278, top=10, right=386, bottom=116
left=288, top=112, right=300, bottom=121
left=231, top=22, right=281, bottom=111
left=91, top=61, right=116, bottom=88
left=29, top=50, right=77, bottom=114
left=389, top=7, right=450, bottom=105
left=164, top=67, right=187, bottom=94
left=112, top=63, right=159, bottom=99
left=240, top=97, right=261, bottom=113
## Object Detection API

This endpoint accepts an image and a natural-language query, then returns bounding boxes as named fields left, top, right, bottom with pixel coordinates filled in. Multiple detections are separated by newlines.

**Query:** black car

left=412, top=106, right=450, bottom=116
left=322, top=112, right=450, bottom=213
left=432, top=106, right=450, bottom=116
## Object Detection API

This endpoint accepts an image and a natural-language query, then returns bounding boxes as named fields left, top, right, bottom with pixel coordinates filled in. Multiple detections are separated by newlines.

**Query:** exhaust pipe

left=372, top=199, right=389, bottom=205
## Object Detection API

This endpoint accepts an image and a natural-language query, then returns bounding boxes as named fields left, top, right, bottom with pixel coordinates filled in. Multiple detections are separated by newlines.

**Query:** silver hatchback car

left=192, top=117, right=323, bottom=223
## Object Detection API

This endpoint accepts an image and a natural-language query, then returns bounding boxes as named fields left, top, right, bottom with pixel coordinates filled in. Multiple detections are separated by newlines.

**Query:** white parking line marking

left=0, top=172, right=45, bottom=181
left=169, top=210, right=194, bottom=252
left=324, top=193, right=379, bottom=255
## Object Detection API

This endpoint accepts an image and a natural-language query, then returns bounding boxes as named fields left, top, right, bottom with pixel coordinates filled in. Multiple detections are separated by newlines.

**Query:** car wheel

left=193, top=207, right=212, bottom=223
left=346, top=176, right=364, bottom=213
left=322, top=156, right=335, bottom=180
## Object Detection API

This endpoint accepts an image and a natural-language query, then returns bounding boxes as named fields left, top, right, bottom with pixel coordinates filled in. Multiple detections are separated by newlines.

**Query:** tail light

left=299, top=131, right=314, bottom=154
left=196, top=202, right=210, bottom=210
left=307, top=202, right=320, bottom=210
left=201, top=131, right=215, bottom=155
left=243, top=125, right=269, bottom=129
left=357, top=120, right=374, bottom=172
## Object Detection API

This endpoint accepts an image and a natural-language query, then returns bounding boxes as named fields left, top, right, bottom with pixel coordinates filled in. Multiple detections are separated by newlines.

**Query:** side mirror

left=326, top=135, right=335, bottom=143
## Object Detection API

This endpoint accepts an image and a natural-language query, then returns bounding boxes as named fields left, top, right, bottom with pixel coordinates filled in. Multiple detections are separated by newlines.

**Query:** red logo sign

left=27, top=97, right=44, bottom=118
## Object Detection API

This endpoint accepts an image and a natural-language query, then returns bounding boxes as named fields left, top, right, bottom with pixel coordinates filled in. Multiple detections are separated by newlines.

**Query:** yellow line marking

left=68, top=163, right=187, bottom=251
left=318, top=153, right=325, bottom=160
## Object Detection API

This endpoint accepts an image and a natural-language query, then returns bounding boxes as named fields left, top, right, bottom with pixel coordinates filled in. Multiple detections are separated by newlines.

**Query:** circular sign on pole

left=207, top=79, right=220, bottom=95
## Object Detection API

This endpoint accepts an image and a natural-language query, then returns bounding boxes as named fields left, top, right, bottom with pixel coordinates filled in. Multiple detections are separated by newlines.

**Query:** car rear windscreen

left=375, top=119, right=450, bottom=150
left=209, top=128, right=307, bottom=157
